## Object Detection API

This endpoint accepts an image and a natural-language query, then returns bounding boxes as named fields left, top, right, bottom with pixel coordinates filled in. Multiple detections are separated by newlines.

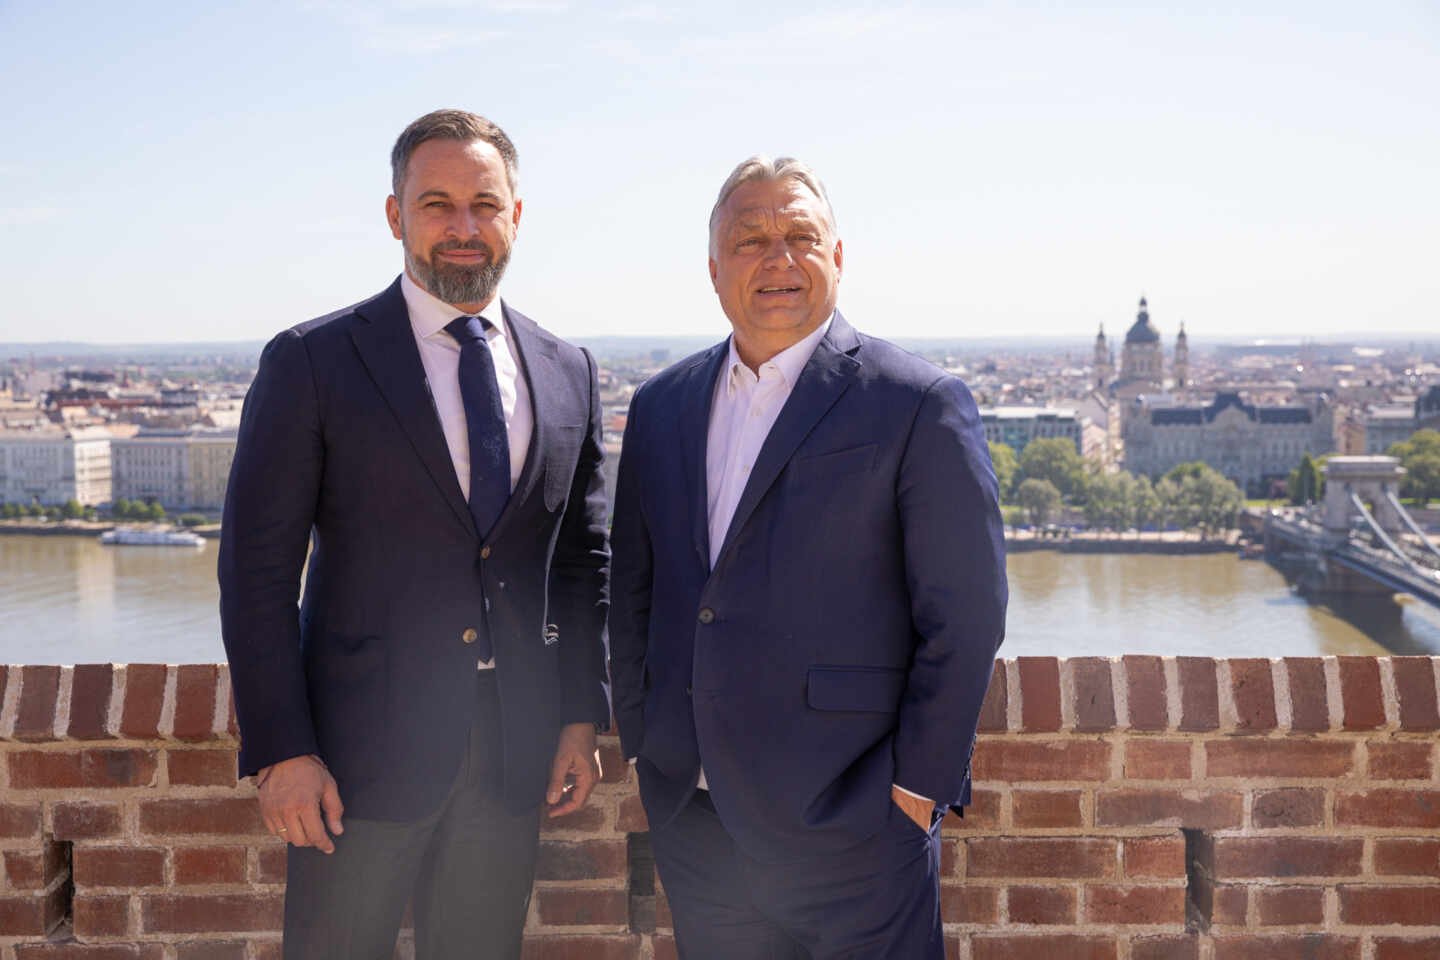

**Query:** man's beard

left=406, top=237, right=509, bottom=307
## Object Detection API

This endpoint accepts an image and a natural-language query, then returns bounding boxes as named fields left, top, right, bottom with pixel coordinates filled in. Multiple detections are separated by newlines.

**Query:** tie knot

left=445, top=315, right=493, bottom=345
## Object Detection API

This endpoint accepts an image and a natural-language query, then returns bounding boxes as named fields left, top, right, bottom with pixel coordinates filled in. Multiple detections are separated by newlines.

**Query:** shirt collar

left=724, top=312, right=834, bottom=394
left=400, top=271, right=507, bottom=342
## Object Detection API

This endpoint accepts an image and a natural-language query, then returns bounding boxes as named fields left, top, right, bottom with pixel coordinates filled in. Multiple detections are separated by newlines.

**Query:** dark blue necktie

left=444, top=316, right=511, bottom=542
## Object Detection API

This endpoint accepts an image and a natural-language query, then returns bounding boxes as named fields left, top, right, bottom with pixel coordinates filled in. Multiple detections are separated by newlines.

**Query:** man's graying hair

left=708, top=156, right=838, bottom=253
left=390, top=109, right=519, bottom=198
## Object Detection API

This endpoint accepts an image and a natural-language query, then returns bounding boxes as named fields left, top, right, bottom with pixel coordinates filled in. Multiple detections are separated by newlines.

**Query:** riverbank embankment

left=1005, top=530, right=1241, bottom=554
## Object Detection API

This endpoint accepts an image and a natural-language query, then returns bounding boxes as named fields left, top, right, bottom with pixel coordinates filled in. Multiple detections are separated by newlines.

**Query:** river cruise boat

left=100, top=527, right=207, bottom=547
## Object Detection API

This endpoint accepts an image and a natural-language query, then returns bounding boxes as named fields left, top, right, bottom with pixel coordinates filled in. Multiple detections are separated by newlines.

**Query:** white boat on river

left=99, top=527, right=207, bottom=547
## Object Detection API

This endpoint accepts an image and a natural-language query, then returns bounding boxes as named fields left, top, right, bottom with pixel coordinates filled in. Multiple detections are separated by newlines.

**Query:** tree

left=1388, top=430, right=1440, bottom=504
left=1016, top=478, right=1062, bottom=526
left=988, top=442, right=1018, bottom=501
left=1289, top=453, right=1321, bottom=505
left=1083, top=471, right=1136, bottom=531
left=1132, top=475, right=1163, bottom=530
left=1018, top=438, right=1086, bottom=500
left=1164, top=463, right=1244, bottom=537
left=0, top=503, right=17, bottom=520
left=146, top=501, right=166, bottom=521
left=112, top=498, right=133, bottom=520
left=61, top=498, right=83, bottom=520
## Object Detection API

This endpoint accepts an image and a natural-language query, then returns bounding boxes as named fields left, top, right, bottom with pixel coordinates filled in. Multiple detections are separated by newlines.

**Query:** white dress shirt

left=402, top=272, right=533, bottom=671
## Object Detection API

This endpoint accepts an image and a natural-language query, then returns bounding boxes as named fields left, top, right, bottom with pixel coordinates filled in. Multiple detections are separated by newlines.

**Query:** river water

left=2, top=535, right=1438, bottom=664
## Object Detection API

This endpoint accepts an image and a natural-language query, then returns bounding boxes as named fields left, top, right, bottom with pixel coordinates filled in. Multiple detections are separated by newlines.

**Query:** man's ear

left=833, top=237, right=843, bottom=277
left=512, top=197, right=523, bottom=232
left=386, top=195, right=403, bottom=240
left=708, top=257, right=719, bottom=291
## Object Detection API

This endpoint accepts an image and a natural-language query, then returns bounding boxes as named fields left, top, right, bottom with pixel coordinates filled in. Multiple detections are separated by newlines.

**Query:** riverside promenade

left=1, top=656, right=1438, bottom=959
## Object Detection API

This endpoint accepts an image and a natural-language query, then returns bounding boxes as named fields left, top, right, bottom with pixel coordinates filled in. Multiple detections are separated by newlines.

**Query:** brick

left=74, top=847, right=166, bottom=887
left=518, top=936, right=641, bottom=960
left=1251, top=788, right=1326, bottom=828
left=251, top=943, right=282, bottom=960
left=1255, top=886, right=1325, bottom=925
left=1177, top=657, right=1219, bottom=731
left=1019, top=657, right=1061, bottom=732
left=1131, top=937, right=1198, bottom=960
left=1123, top=836, right=1186, bottom=878
left=120, top=664, right=167, bottom=738
left=1013, top=790, right=1084, bottom=828
left=140, top=893, right=284, bottom=933
left=1339, top=657, right=1385, bottom=730
left=652, top=934, right=677, bottom=960
left=943, top=788, right=1001, bottom=831
left=173, top=665, right=218, bottom=741
left=168, top=749, right=238, bottom=787
left=1392, top=657, right=1440, bottom=730
left=52, top=802, right=122, bottom=840
left=174, top=847, right=249, bottom=885
left=256, top=845, right=287, bottom=883
left=1070, top=658, right=1115, bottom=731
left=1284, top=658, right=1330, bottom=731
left=81, top=747, right=159, bottom=787
left=1374, top=838, right=1440, bottom=877
left=939, top=884, right=999, bottom=923
left=1376, top=938, right=1440, bottom=960
left=1369, top=741, right=1433, bottom=779
left=972, top=740, right=1110, bottom=782
left=14, top=665, right=61, bottom=741
left=9, top=750, right=82, bottom=787
left=978, top=660, right=1007, bottom=732
left=1124, top=740, right=1191, bottom=779
left=0, top=802, right=42, bottom=839
left=965, top=838, right=1114, bottom=879
left=1212, top=935, right=1359, bottom=960
left=1084, top=884, right=1185, bottom=924
left=1213, top=837, right=1362, bottom=879
left=1006, top=885, right=1075, bottom=924
left=73, top=894, right=130, bottom=937
left=534, top=888, right=628, bottom=926
left=1212, top=884, right=1248, bottom=926
left=3, top=851, right=46, bottom=890
left=1205, top=739, right=1353, bottom=778
left=1095, top=789, right=1243, bottom=829
left=1229, top=658, right=1277, bottom=731
left=175, top=944, right=247, bottom=960
left=596, top=740, right=628, bottom=784
left=1124, top=656, right=1168, bottom=730
left=971, top=934, right=1117, bottom=960
left=68, top=664, right=116, bottom=740
left=616, top=795, right=648, bottom=832
left=1335, top=789, right=1440, bottom=829
left=139, top=798, right=266, bottom=836
left=533, top=840, right=627, bottom=881
left=540, top=804, right=607, bottom=833
left=1339, top=885, right=1440, bottom=925
left=15, top=947, right=163, bottom=960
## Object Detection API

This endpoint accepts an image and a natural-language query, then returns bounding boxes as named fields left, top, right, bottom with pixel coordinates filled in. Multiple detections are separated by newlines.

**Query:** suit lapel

left=681, top=343, right=730, bottom=568
left=486, top=301, right=555, bottom=544
left=351, top=279, right=475, bottom=537
left=713, top=313, right=862, bottom=568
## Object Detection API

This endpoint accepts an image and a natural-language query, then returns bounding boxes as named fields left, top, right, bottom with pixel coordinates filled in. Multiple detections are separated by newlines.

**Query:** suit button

left=686, top=686, right=693, bottom=696
left=697, top=608, right=715, bottom=624
left=480, top=545, right=491, bottom=560
left=462, top=628, right=478, bottom=644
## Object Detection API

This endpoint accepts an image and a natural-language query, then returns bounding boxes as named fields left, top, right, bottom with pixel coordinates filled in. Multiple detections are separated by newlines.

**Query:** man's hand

left=892, top=785, right=934, bottom=832
left=256, top=755, right=344, bottom=853
left=546, top=722, right=601, bottom=819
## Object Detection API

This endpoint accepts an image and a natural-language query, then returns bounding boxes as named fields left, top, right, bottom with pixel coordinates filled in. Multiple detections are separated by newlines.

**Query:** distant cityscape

left=2, top=296, right=1440, bottom=515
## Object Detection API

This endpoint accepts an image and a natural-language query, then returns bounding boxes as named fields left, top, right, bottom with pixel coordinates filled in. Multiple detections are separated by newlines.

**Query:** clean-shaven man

left=220, top=109, right=610, bottom=959
left=609, top=156, right=1007, bottom=959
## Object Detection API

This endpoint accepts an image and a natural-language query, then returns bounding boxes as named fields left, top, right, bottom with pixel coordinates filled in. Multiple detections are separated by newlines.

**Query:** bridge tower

left=1321, top=456, right=1407, bottom=540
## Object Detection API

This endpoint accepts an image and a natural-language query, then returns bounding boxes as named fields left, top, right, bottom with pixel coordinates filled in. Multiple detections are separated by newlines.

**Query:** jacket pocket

left=544, top=424, right=586, bottom=512
left=806, top=665, right=906, bottom=713
left=791, top=442, right=877, bottom=481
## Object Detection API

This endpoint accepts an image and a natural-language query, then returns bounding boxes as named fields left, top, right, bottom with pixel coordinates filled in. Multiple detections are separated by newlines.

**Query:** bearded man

left=220, top=109, right=610, bottom=960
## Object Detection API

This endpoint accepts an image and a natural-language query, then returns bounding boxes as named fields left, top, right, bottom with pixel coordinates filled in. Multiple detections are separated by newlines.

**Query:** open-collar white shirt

left=401, top=271, right=532, bottom=499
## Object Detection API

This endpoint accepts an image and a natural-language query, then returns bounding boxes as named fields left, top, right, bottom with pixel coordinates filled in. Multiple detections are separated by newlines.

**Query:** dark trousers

left=650, top=791, right=945, bottom=960
left=283, top=673, right=540, bottom=960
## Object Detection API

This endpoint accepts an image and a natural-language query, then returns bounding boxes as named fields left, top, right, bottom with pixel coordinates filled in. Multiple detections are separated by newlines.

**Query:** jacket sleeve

left=548, top=346, right=613, bottom=728
left=892, top=374, right=1007, bottom=808
left=218, top=329, right=323, bottom=778
left=607, top=382, right=653, bottom=760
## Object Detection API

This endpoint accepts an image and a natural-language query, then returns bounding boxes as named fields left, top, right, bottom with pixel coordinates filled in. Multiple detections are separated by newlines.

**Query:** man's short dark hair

left=390, top=109, right=519, bottom=198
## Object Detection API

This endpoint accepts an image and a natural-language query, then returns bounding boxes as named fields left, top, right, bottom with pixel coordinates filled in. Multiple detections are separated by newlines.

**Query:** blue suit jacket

left=219, top=278, right=610, bottom=819
left=609, top=313, right=1006, bottom=860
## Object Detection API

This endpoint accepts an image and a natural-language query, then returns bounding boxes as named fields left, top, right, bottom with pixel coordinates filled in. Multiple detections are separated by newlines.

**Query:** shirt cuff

left=893, top=783, right=934, bottom=805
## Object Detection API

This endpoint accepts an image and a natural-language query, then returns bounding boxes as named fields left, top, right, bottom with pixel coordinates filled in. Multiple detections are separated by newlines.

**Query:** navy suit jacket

left=219, top=278, right=610, bottom=820
left=609, top=312, right=1006, bottom=860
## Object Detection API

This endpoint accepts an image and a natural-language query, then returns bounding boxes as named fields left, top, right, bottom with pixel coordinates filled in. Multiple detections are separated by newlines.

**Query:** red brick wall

left=1, top=657, right=1437, bottom=960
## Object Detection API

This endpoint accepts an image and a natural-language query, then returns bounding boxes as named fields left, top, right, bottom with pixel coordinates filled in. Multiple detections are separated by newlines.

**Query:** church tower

left=1093, top=324, right=1113, bottom=389
left=1117, top=297, right=1164, bottom=398
left=1173, top=322, right=1189, bottom=391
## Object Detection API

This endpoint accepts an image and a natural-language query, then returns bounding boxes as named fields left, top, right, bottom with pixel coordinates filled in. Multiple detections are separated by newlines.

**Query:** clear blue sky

left=1, top=1, right=1436, bottom=343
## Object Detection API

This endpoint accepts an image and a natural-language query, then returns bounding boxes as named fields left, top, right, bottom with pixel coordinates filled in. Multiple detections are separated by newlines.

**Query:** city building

left=1363, top=385, right=1440, bottom=453
left=1123, top=391, right=1335, bottom=496
left=0, top=426, right=112, bottom=506
left=111, top=428, right=237, bottom=511
left=980, top=405, right=1105, bottom=461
